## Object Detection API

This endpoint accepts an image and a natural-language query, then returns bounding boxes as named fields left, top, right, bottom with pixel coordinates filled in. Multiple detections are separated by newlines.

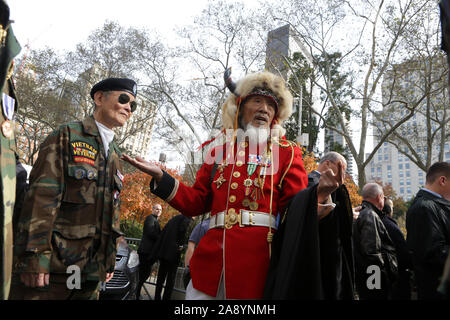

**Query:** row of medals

left=214, top=146, right=271, bottom=211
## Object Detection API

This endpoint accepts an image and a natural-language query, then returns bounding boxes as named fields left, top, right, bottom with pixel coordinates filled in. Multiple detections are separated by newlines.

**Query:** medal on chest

left=241, top=153, right=271, bottom=210
left=213, top=161, right=227, bottom=189
left=247, top=154, right=261, bottom=176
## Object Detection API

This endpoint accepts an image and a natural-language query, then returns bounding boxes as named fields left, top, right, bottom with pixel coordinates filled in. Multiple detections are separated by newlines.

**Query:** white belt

left=209, top=210, right=277, bottom=230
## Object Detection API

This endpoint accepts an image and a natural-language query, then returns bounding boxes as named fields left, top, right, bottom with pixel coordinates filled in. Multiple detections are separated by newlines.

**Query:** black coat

left=152, top=214, right=191, bottom=264
left=381, top=214, right=412, bottom=299
left=406, top=189, right=450, bottom=299
left=13, top=158, right=29, bottom=243
left=353, top=201, right=398, bottom=299
left=263, top=184, right=355, bottom=300
left=138, top=214, right=161, bottom=257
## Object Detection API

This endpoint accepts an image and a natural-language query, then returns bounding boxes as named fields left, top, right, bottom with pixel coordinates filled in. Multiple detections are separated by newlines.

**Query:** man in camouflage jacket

left=10, top=78, right=137, bottom=300
left=0, top=0, right=21, bottom=300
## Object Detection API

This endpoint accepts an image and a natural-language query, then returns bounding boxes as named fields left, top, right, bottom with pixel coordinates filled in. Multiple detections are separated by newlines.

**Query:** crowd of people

left=1, top=0, right=450, bottom=301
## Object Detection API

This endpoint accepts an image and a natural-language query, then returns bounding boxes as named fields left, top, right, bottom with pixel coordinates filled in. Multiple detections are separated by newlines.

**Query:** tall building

left=265, top=24, right=322, bottom=151
left=266, top=24, right=313, bottom=79
left=365, top=57, right=450, bottom=200
left=266, top=24, right=355, bottom=176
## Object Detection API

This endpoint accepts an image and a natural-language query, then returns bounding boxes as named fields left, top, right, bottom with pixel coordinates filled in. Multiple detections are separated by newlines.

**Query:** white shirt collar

left=95, top=120, right=115, bottom=157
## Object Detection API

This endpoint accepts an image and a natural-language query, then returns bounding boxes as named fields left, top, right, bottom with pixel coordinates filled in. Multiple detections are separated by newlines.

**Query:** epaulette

left=274, top=139, right=298, bottom=148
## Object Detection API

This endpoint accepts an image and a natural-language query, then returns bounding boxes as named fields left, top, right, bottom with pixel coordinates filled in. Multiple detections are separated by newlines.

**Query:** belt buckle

left=225, top=211, right=242, bottom=229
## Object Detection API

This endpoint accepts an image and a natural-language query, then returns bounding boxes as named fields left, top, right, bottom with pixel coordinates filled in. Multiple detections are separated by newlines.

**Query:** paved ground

left=138, top=275, right=186, bottom=300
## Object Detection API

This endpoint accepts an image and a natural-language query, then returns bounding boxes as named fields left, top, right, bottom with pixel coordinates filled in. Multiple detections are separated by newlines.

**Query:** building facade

left=365, top=57, right=450, bottom=200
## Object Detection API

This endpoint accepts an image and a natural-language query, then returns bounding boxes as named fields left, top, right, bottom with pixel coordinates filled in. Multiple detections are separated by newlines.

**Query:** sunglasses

left=118, top=93, right=137, bottom=112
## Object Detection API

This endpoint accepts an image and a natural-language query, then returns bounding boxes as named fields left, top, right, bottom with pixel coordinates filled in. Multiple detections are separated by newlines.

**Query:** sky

left=6, top=0, right=363, bottom=174
left=8, top=0, right=212, bottom=53
left=6, top=0, right=262, bottom=168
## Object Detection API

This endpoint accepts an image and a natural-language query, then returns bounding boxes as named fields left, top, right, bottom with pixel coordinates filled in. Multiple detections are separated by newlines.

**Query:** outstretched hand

left=121, top=154, right=164, bottom=183
left=317, top=160, right=345, bottom=204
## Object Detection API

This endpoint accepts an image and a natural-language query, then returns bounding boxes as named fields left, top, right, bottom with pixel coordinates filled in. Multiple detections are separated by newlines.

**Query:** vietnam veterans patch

left=71, top=141, right=98, bottom=165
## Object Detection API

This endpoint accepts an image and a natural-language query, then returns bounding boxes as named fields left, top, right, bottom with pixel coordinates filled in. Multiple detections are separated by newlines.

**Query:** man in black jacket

left=136, top=204, right=162, bottom=300
left=406, top=162, right=450, bottom=300
left=153, top=214, right=192, bottom=300
left=353, top=183, right=398, bottom=300
left=381, top=198, right=412, bottom=299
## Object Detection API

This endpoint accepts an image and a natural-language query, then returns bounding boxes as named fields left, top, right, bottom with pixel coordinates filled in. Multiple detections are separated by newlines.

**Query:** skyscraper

left=365, top=56, right=450, bottom=200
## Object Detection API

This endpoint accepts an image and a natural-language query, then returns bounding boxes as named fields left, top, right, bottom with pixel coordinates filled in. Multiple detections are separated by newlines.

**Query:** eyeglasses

left=118, top=93, right=137, bottom=112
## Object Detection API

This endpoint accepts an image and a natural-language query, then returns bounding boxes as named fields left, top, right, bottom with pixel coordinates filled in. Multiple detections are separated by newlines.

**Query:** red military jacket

left=151, top=138, right=308, bottom=299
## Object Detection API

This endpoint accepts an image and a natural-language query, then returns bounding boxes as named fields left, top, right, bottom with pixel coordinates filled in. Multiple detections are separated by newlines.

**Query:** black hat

left=90, top=78, right=137, bottom=99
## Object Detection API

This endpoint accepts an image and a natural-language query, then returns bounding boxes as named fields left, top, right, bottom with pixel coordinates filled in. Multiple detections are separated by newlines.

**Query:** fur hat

left=221, top=71, right=293, bottom=138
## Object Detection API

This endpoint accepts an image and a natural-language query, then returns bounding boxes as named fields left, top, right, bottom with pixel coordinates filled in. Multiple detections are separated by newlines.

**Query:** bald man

left=353, top=183, right=398, bottom=300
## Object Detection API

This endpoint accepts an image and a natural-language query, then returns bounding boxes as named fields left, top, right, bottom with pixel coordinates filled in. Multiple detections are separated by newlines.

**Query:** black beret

left=90, top=78, right=137, bottom=99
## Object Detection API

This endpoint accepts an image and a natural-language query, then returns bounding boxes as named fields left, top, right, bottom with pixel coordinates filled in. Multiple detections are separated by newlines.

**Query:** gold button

left=233, top=171, right=241, bottom=178
left=228, top=208, right=236, bottom=215
left=229, top=195, right=236, bottom=203
left=236, top=160, right=243, bottom=167
left=240, top=141, right=248, bottom=148
left=238, top=151, right=245, bottom=157
left=231, top=182, right=238, bottom=190
left=249, top=201, right=259, bottom=210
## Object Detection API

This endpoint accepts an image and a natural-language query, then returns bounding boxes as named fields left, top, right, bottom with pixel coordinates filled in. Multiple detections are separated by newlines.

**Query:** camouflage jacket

left=1, top=9, right=21, bottom=299
left=14, top=116, right=124, bottom=282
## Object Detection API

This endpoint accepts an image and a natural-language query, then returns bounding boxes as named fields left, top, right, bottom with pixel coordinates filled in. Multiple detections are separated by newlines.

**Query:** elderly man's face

left=241, top=95, right=276, bottom=129
left=152, top=204, right=162, bottom=217
left=94, top=91, right=134, bottom=129
left=321, top=159, right=347, bottom=176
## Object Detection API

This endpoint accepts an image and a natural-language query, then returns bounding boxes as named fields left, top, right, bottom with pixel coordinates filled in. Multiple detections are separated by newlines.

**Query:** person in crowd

left=353, top=183, right=398, bottom=300
left=183, top=216, right=210, bottom=289
left=135, top=203, right=162, bottom=300
left=381, top=198, right=412, bottom=299
left=0, top=0, right=21, bottom=300
left=406, top=162, right=450, bottom=300
left=264, top=151, right=354, bottom=299
left=122, top=70, right=343, bottom=299
left=11, top=78, right=137, bottom=300
left=152, top=214, right=192, bottom=300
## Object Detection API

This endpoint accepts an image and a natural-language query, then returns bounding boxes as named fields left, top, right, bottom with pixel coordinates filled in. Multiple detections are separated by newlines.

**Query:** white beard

left=243, top=123, right=270, bottom=145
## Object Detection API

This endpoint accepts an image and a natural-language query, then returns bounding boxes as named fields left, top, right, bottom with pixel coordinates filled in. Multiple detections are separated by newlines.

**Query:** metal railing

left=124, top=237, right=187, bottom=299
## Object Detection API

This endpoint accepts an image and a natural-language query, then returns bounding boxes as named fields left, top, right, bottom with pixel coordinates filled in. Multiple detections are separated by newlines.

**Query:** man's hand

left=317, top=160, right=345, bottom=204
left=20, top=272, right=49, bottom=288
left=105, top=272, right=114, bottom=283
left=121, top=154, right=164, bottom=183
left=352, top=205, right=362, bottom=221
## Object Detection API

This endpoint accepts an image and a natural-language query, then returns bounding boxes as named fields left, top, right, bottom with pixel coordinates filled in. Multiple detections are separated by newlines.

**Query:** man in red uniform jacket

left=123, top=71, right=344, bottom=299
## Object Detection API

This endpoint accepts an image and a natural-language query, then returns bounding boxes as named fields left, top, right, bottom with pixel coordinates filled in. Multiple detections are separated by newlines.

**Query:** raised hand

left=121, top=154, right=164, bottom=183
left=317, top=160, right=345, bottom=204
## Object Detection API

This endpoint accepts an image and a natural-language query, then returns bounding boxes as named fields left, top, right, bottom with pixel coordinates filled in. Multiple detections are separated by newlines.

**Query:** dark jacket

left=308, top=170, right=321, bottom=187
left=152, top=215, right=191, bottom=264
left=353, top=201, right=398, bottom=299
left=406, top=189, right=450, bottom=300
left=13, top=157, right=29, bottom=243
left=137, top=214, right=161, bottom=257
left=264, top=184, right=354, bottom=300
left=381, top=214, right=412, bottom=299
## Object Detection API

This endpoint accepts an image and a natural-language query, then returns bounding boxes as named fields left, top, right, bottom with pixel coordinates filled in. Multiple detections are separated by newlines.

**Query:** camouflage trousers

left=9, top=274, right=100, bottom=300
